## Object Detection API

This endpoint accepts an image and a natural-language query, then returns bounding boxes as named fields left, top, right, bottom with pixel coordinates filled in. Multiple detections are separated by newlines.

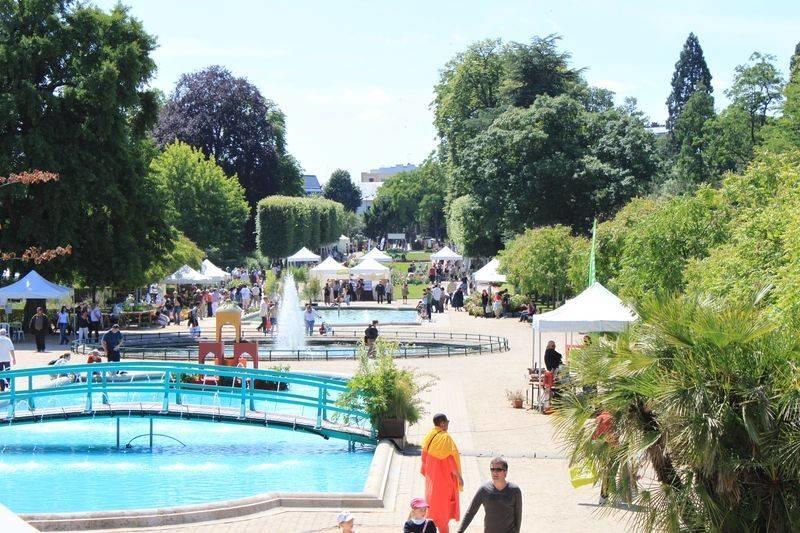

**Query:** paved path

left=7, top=306, right=632, bottom=532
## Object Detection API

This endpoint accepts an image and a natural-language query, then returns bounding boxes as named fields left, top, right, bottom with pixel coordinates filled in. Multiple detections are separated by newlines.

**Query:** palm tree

left=553, top=293, right=800, bottom=532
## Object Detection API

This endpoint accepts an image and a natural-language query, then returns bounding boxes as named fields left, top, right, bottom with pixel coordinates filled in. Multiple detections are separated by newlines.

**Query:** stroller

left=416, top=301, right=430, bottom=321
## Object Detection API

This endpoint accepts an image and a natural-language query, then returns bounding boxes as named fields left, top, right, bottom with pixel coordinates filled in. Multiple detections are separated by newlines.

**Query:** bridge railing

left=0, top=362, right=373, bottom=439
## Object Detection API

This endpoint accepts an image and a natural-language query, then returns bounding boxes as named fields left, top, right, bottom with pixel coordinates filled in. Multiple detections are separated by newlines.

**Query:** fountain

left=275, top=273, right=306, bottom=353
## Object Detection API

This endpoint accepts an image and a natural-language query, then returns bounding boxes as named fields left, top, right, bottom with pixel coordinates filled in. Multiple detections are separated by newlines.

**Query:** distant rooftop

left=367, top=164, right=417, bottom=174
left=302, top=174, right=322, bottom=195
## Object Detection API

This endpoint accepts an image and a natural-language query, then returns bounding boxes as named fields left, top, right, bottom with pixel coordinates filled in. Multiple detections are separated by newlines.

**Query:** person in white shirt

left=0, top=328, right=16, bottom=391
left=431, top=285, right=443, bottom=314
left=89, top=304, right=103, bottom=342
left=303, top=304, right=317, bottom=336
left=240, top=285, right=252, bottom=311
left=257, top=296, right=271, bottom=333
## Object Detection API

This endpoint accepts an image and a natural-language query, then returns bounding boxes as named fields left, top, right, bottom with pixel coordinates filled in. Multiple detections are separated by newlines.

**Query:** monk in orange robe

left=420, top=413, right=463, bottom=533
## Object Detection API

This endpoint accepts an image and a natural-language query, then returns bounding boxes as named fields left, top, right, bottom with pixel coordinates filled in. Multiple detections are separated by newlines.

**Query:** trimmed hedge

left=257, top=196, right=346, bottom=258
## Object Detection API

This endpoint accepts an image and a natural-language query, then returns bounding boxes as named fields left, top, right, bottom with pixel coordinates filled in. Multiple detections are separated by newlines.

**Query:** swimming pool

left=0, top=418, right=374, bottom=514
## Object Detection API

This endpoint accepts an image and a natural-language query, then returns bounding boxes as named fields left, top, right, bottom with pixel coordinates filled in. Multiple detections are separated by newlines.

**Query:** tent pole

left=538, top=329, right=543, bottom=371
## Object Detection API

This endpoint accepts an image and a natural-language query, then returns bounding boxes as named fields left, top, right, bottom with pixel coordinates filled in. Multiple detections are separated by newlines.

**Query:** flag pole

left=588, top=218, right=597, bottom=286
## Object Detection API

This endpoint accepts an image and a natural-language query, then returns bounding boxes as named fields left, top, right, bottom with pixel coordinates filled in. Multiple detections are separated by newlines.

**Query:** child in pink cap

left=404, top=497, right=437, bottom=532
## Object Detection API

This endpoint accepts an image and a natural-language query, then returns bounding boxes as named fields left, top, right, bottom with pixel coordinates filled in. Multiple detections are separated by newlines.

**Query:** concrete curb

left=21, top=440, right=397, bottom=531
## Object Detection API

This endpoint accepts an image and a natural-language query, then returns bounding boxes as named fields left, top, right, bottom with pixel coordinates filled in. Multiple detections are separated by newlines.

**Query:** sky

left=96, top=0, right=800, bottom=185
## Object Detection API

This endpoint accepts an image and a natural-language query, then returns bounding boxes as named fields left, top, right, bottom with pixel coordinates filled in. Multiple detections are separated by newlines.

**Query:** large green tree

left=363, top=161, right=447, bottom=240
left=323, top=169, right=361, bottom=212
left=0, top=1, right=172, bottom=288
left=672, top=89, right=716, bottom=185
left=726, top=52, right=785, bottom=144
left=148, top=142, right=249, bottom=262
left=665, top=33, right=713, bottom=133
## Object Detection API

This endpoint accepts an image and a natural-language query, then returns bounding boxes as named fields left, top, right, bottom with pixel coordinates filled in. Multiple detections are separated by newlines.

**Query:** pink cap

left=410, top=497, right=429, bottom=509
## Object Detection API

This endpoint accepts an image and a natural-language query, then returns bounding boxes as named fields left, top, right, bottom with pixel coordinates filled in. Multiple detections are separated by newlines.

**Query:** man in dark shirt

left=101, top=324, right=124, bottom=363
left=544, top=340, right=563, bottom=372
left=458, top=457, right=522, bottom=532
left=364, top=320, right=379, bottom=357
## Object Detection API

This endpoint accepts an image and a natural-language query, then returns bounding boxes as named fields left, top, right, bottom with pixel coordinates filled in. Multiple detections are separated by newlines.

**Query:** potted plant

left=337, top=339, right=436, bottom=445
left=506, top=389, right=524, bottom=409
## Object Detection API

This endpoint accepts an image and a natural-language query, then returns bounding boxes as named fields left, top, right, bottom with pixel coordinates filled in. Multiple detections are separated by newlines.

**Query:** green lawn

left=405, top=251, right=431, bottom=261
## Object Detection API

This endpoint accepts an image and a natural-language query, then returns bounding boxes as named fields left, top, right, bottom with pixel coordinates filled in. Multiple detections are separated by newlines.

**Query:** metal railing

left=0, top=362, right=374, bottom=444
left=71, top=330, right=509, bottom=362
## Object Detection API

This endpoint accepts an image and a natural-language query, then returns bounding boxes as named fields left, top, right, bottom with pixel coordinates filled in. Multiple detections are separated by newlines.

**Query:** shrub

left=336, top=339, right=436, bottom=426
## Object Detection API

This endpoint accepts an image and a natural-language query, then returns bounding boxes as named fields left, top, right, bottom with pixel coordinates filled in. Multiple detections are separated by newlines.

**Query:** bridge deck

left=0, top=402, right=375, bottom=444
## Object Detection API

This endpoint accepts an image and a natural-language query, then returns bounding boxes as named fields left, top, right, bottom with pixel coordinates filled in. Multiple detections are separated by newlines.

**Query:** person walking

left=420, top=413, right=463, bottom=533
left=0, top=328, right=16, bottom=392
left=240, top=285, right=251, bottom=311
left=457, top=457, right=522, bottom=533
left=173, top=293, right=183, bottom=325
left=402, top=281, right=409, bottom=304
left=57, top=305, right=70, bottom=345
left=76, top=308, right=90, bottom=344
left=89, top=303, right=103, bottom=342
left=29, top=306, right=50, bottom=352
left=204, top=289, right=213, bottom=318
left=364, top=320, right=379, bottom=357
left=386, top=280, right=393, bottom=305
left=375, top=281, right=385, bottom=304
left=257, top=296, right=270, bottom=334
left=101, top=324, right=124, bottom=363
left=431, top=284, right=443, bottom=314
left=324, top=282, right=331, bottom=305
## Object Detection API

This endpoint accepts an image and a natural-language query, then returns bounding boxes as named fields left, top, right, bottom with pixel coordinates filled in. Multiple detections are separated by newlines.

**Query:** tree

left=145, top=231, right=204, bottom=282
left=612, top=189, right=728, bottom=298
left=256, top=196, right=344, bottom=258
left=498, top=225, right=586, bottom=299
left=672, top=89, right=716, bottom=184
left=726, top=52, right=785, bottom=144
left=498, top=35, right=582, bottom=108
left=153, top=66, right=303, bottom=249
left=362, top=161, right=447, bottom=240
left=0, top=1, right=172, bottom=289
left=791, top=41, right=800, bottom=73
left=148, top=142, right=250, bottom=262
left=446, top=194, right=501, bottom=258
left=323, top=169, right=361, bottom=212
left=555, top=294, right=800, bottom=532
left=666, top=33, right=713, bottom=133
left=762, top=53, right=800, bottom=152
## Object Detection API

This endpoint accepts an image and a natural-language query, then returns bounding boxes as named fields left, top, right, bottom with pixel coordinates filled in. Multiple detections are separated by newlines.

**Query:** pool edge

left=20, top=440, right=396, bottom=531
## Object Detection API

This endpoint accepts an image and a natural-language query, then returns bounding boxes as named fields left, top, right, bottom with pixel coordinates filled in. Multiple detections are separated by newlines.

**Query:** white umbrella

left=473, top=258, right=507, bottom=284
left=200, top=259, right=230, bottom=282
left=287, top=247, right=321, bottom=264
left=362, top=247, right=393, bottom=263
left=350, top=258, right=391, bottom=276
left=430, top=246, right=463, bottom=261
left=162, top=265, right=213, bottom=285
left=310, top=257, right=350, bottom=279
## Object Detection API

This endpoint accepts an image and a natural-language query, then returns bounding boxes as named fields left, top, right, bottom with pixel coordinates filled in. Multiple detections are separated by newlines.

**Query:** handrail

left=0, top=362, right=373, bottom=442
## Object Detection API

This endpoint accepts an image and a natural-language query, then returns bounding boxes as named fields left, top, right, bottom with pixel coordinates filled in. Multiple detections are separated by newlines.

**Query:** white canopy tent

left=287, top=247, right=321, bottom=264
left=0, top=270, right=71, bottom=300
left=162, top=265, right=213, bottom=285
left=531, top=282, right=637, bottom=369
left=430, top=246, right=463, bottom=261
left=362, top=247, right=393, bottom=263
left=473, top=258, right=507, bottom=285
left=310, top=257, right=350, bottom=280
left=200, top=259, right=230, bottom=282
left=349, top=258, right=391, bottom=278
left=336, top=235, right=350, bottom=254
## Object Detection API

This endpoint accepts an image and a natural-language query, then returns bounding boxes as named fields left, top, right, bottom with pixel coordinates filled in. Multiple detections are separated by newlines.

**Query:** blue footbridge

left=0, top=361, right=375, bottom=446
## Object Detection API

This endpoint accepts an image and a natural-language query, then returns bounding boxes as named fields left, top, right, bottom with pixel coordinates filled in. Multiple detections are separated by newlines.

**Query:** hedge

left=257, top=196, right=346, bottom=258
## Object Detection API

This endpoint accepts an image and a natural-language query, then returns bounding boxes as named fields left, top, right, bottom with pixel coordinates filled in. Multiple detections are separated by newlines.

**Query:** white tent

left=473, top=258, right=507, bottom=285
left=310, top=257, right=350, bottom=279
left=338, top=234, right=350, bottom=242
left=531, top=282, right=637, bottom=368
left=0, top=270, right=71, bottom=300
left=350, top=258, right=391, bottom=277
left=287, top=247, right=321, bottom=264
left=162, top=265, right=212, bottom=285
left=200, top=259, right=230, bottom=282
left=430, top=246, right=463, bottom=261
left=362, top=247, right=393, bottom=263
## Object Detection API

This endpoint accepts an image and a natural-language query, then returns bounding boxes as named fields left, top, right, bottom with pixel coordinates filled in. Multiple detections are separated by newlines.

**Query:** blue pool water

left=250, top=307, right=419, bottom=325
left=0, top=418, right=374, bottom=514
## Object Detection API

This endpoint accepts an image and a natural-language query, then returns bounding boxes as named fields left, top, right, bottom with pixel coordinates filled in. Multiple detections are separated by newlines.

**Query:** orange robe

left=420, top=427, right=462, bottom=532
